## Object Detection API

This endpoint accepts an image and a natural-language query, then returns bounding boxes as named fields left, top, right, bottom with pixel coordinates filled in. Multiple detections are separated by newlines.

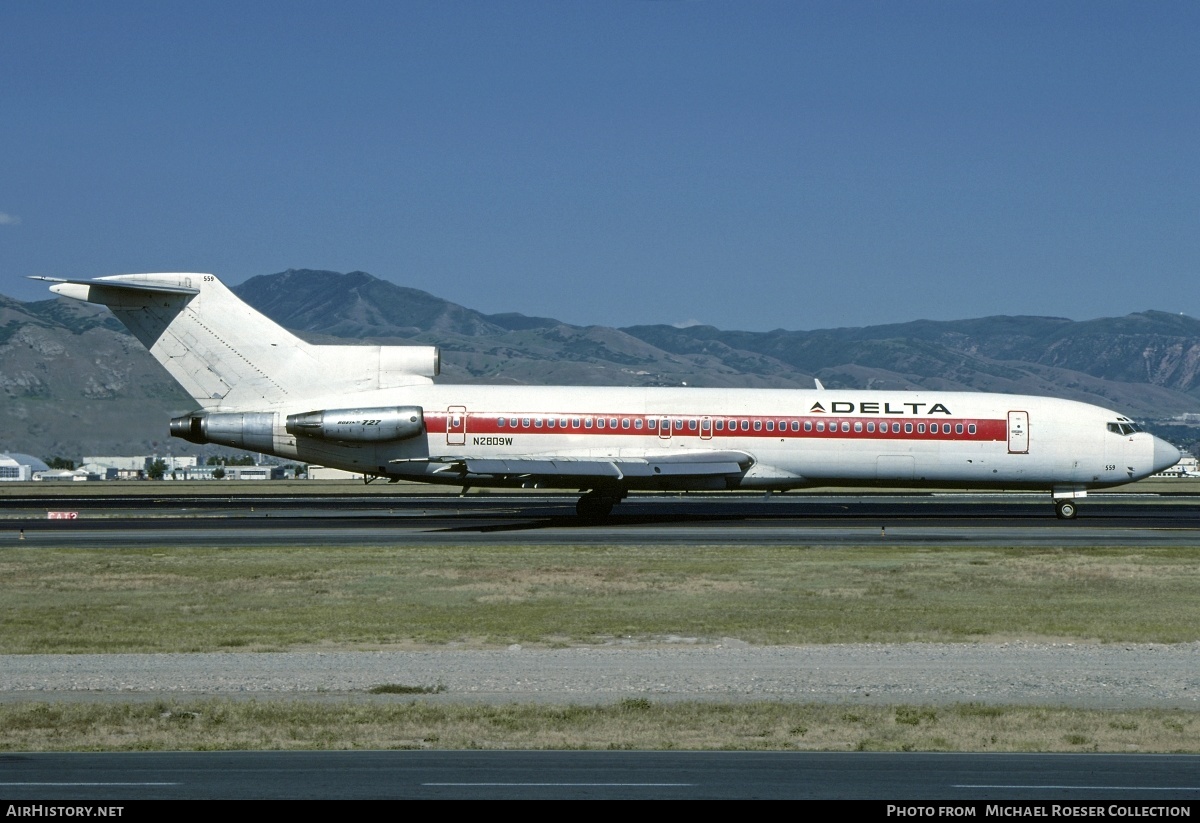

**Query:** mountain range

left=3, top=269, right=1199, bottom=458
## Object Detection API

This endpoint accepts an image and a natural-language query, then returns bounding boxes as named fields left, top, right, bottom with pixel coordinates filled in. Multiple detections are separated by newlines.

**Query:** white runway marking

left=424, top=782, right=694, bottom=787
left=0, top=782, right=180, bottom=786
left=955, top=784, right=1199, bottom=791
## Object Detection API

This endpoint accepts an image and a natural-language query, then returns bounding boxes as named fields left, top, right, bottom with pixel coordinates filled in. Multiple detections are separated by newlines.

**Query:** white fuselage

left=258, top=385, right=1166, bottom=494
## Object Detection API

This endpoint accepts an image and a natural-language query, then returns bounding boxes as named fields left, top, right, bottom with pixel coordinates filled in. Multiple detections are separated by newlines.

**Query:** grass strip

left=3, top=544, right=1200, bottom=652
left=1, top=700, right=1196, bottom=753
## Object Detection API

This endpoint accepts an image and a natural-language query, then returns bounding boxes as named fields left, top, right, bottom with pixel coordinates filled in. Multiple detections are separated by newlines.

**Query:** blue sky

left=2, top=1, right=1198, bottom=331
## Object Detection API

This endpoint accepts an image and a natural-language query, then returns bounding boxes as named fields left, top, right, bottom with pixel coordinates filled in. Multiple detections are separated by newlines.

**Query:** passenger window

left=791, top=421, right=800, bottom=432
left=816, top=422, right=825, bottom=432
left=766, top=421, right=774, bottom=432
left=905, top=423, right=913, bottom=434
left=715, top=420, right=724, bottom=431
left=968, top=424, right=976, bottom=435
left=497, top=418, right=506, bottom=427
left=585, top=418, right=593, bottom=428
left=867, top=422, right=875, bottom=433
left=701, top=419, right=710, bottom=430
left=634, top=418, right=643, bottom=430
left=596, top=418, right=605, bottom=429
left=622, top=418, right=630, bottom=429
left=918, top=423, right=926, bottom=434
left=688, top=419, right=697, bottom=431
left=753, top=420, right=762, bottom=431
left=534, top=418, right=542, bottom=428
left=674, top=419, right=683, bottom=431
left=547, top=419, right=556, bottom=428
left=572, top=418, right=581, bottom=428
left=648, top=419, right=657, bottom=430
left=841, top=422, right=850, bottom=432
left=955, top=423, right=963, bottom=434
left=741, top=420, right=750, bottom=431
left=523, top=418, right=531, bottom=428
left=854, top=422, right=862, bottom=432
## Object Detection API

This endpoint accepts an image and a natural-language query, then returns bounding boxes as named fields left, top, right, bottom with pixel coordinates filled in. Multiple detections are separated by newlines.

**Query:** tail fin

left=35, top=273, right=438, bottom=410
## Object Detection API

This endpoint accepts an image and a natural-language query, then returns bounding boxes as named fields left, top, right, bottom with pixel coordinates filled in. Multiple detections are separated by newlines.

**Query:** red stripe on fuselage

left=425, top=412, right=1007, bottom=442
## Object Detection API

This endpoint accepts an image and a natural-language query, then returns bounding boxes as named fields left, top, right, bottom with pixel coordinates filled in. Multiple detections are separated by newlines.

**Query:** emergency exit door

left=446, top=406, right=467, bottom=446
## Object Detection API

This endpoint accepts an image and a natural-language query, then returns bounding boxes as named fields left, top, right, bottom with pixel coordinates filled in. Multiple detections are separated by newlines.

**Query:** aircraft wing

left=399, top=450, right=754, bottom=481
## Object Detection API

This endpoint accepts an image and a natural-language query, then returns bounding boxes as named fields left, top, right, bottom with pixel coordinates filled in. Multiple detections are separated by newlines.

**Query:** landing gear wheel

left=1055, top=500, right=1079, bottom=520
left=576, top=494, right=616, bottom=519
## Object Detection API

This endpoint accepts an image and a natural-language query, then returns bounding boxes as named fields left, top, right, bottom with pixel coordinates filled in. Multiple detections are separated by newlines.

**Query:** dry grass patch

left=1, top=700, right=1197, bottom=753
left=3, top=544, right=1200, bottom=651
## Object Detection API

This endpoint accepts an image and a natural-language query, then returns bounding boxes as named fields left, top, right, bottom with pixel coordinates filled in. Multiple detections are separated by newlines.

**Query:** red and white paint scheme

left=36, top=273, right=1182, bottom=519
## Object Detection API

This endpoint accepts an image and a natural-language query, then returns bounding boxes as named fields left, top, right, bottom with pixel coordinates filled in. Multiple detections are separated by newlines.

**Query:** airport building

left=0, top=453, right=50, bottom=482
left=1153, top=454, right=1198, bottom=477
left=170, top=464, right=288, bottom=480
left=34, top=468, right=106, bottom=482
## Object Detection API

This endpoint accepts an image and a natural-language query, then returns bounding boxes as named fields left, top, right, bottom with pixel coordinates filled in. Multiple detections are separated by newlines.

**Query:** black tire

left=1055, top=500, right=1078, bottom=520
left=576, top=496, right=615, bottom=519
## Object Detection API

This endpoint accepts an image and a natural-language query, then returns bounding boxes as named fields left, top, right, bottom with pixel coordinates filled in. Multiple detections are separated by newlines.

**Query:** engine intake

left=285, top=406, right=425, bottom=442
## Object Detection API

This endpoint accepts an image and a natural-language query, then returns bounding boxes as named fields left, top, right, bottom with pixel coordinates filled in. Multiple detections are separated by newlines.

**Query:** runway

left=5, top=491, right=1200, bottom=546
left=3, top=751, right=1199, bottom=800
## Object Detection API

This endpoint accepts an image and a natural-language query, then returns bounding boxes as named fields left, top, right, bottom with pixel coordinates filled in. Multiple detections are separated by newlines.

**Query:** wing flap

left=409, top=450, right=753, bottom=481
left=464, top=459, right=624, bottom=478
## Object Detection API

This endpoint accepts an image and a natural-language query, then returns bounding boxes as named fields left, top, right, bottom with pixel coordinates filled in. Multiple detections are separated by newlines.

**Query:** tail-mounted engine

left=169, top=412, right=275, bottom=451
left=285, top=406, right=425, bottom=442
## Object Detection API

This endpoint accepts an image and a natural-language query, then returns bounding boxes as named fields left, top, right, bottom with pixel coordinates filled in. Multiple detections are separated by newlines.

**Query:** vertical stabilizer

left=38, top=273, right=315, bottom=409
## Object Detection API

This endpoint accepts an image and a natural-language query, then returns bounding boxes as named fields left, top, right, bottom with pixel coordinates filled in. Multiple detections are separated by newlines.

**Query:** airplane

left=34, top=272, right=1182, bottom=519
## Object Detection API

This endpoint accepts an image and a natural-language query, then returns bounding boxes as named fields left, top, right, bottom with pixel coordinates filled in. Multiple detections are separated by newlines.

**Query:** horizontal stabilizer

left=29, top=275, right=200, bottom=297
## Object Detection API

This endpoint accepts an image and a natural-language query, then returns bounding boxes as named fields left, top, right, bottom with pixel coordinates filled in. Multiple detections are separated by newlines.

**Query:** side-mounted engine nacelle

left=169, top=411, right=275, bottom=451
left=285, top=406, right=425, bottom=442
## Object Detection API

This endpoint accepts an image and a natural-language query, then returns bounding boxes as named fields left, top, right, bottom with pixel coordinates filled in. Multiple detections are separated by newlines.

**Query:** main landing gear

left=576, top=489, right=626, bottom=519
left=1054, top=499, right=1079, bottom=520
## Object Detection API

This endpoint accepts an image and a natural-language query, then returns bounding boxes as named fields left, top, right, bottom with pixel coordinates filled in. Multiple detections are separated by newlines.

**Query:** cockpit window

left=1107, top=422, right=1141, bottom=435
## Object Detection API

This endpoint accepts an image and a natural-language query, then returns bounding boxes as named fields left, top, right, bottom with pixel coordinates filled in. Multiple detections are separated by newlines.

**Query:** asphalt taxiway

left=4, top=751, right=1200, bottom=800
left=4, top=491, right=1200, bottom=546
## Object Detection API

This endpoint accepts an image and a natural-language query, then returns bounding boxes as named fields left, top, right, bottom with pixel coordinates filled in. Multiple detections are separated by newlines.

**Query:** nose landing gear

left=1054, top=499, right=1079, bottom=520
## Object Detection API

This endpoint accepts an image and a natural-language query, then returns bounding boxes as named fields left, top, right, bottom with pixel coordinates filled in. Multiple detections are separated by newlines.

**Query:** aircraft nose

left=1152, top=436, right=1182, bottom=474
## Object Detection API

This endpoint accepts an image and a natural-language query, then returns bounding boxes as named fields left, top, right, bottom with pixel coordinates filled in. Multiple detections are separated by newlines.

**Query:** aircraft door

left=658, top=417, right=672, bottom=440
left=1007, top=411, right=1029, bottom=454
left=446, top=405, right=467, bottom=446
